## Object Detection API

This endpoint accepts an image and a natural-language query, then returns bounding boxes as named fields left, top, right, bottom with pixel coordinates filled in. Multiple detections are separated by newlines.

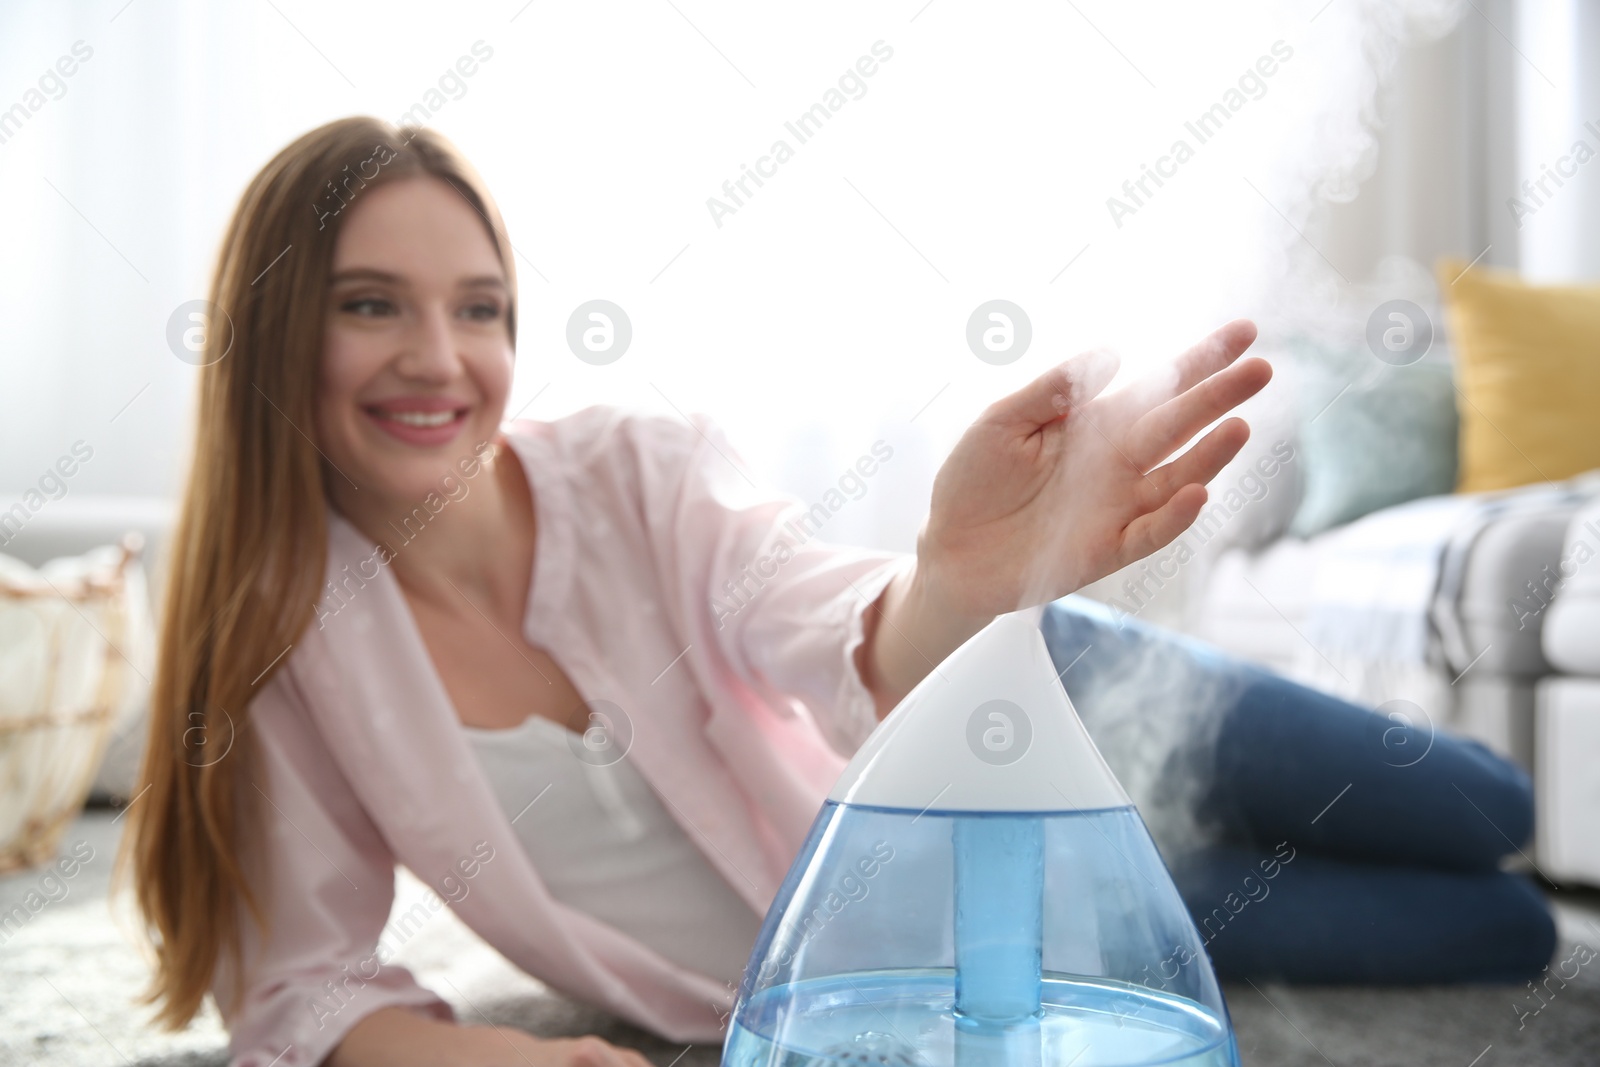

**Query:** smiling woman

left=110, top=113, right=1267, bottom=1067
left=116, top=116, right=533, bottom=1063
left=107, top=110, right=1555, bottom=1067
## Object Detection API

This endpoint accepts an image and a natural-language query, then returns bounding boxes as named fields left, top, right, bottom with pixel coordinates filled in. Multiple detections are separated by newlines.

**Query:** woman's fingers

left=1129, top=356, right=1271, bottom=470
left=551, top=1035, right=651, bottom=1067
left=605, top=1043, right=652, bottom=1067
left=1117, top=318, right=1261, bottom=421
left=1120, top=482, right=1210, bottom=564
left=1143, top=417, right=1251, bottom=502
left=1170, top=318, right=1259, bottom=395
left=987, top=320, right=1257, bottom=438
left=988, top=347, right=1120, bottom=430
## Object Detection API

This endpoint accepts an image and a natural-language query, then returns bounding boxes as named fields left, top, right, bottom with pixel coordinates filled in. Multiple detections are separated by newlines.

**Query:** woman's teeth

left=383, top=410, right=458, bottom=427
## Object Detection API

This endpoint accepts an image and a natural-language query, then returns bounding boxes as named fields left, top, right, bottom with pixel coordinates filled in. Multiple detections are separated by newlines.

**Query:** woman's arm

left=857, top=320, right=1270, bottom=718
left=854, top=561, right=990, bottom=720
left=329, top=1007, right=654, bottom=1067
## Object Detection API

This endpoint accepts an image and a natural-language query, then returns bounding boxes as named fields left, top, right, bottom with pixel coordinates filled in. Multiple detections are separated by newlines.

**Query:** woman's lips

left=362, top=402, right=470, bottom=446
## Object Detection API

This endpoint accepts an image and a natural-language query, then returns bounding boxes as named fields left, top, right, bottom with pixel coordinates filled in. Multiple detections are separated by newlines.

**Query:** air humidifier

left=722, top=607, right=1239, bottom=1067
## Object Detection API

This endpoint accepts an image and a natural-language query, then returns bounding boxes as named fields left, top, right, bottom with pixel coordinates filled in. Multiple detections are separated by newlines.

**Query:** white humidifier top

left=829, top=606, right=1131, bottom=813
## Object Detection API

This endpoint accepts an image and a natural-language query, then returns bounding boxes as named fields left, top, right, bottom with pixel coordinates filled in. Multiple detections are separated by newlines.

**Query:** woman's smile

left=361, top=396, right=473, bottom=446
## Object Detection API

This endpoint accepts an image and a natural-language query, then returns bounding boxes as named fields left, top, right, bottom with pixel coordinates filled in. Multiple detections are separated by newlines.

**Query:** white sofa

left=1535, top=499, right=1600, bottom=886
left=1079, top=389, right=1600, bottom=887
left=1195, top=497, right=1581, bottom=772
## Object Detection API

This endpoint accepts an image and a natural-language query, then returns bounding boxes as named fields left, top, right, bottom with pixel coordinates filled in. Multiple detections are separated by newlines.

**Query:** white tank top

left=461, top=713, right=764, bottom=987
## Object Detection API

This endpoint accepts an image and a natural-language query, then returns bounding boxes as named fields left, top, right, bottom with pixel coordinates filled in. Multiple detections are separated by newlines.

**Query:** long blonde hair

left=119, top=117, right=518, bottom=1028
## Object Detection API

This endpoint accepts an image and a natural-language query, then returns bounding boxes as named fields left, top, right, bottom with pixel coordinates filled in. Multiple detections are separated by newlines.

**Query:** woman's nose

left=394, top=303, right=461, bottom=382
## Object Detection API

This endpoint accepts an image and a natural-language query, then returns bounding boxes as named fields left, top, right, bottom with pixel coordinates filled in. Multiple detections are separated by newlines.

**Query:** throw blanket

left=1301, top=472, right=1600, bottom=673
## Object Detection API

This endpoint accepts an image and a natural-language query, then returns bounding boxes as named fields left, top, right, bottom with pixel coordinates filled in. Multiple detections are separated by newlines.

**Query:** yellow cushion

left=1437, top=258, right=1600, bottom=493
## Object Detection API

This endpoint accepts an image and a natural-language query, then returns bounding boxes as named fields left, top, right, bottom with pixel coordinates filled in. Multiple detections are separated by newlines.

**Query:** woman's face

left=316, top=175, right=513, bottom=508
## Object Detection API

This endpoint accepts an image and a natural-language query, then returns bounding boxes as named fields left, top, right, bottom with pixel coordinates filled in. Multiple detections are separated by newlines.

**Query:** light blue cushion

left=1286, top=337, right=1459, bottom=538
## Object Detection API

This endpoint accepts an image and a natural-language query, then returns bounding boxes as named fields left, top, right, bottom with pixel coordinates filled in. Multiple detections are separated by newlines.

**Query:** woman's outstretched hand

left=918, top=318, right=1271, bottom=620
left=859, top=319, right=1271, bottom=717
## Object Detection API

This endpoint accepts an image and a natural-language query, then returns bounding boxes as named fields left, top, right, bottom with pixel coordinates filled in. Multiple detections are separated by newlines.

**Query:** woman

left=121, top=117, right=1551, bottom=1067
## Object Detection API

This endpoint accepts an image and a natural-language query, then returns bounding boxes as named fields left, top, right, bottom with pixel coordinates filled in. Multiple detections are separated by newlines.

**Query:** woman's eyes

left=335, top=297, right=503, bottom=321
left=459, top=301, right=503, bottom=322
left=340, top=296, right=396, bottom=317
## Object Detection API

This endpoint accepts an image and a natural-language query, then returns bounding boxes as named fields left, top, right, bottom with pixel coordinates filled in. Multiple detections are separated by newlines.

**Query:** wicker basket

left=0, top=535, right=141, bottom=875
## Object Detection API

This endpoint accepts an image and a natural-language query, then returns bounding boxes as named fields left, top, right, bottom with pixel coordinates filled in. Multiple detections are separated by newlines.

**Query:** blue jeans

left=1038, top=595, right=1556, bottom=984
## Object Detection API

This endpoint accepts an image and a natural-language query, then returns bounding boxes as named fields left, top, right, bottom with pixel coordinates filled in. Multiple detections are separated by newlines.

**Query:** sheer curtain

left=5, top=0, right=1543, bottom=556
left=1318, top=0, right=1591, bottom=285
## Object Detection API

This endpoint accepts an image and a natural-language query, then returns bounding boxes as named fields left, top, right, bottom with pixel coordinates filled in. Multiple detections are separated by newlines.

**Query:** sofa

left=1077, top=290, right=1600, bottom=887
left=1187, top=485, right=1599, bottom=885
left=1536, top=498, right=1600, bottom=886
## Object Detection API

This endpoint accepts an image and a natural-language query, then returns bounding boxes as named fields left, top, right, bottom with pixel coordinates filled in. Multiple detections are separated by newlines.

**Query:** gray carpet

left=3, top=808, right=1597, bottom=1066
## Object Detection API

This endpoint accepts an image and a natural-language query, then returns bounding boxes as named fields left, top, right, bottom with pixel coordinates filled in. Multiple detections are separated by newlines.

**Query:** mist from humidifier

left=721, top=609, right=1239, bottom=1067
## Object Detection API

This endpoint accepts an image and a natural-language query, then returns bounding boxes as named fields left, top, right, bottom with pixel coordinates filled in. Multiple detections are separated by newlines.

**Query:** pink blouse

left=212, top=406, right=914, bottom=1066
